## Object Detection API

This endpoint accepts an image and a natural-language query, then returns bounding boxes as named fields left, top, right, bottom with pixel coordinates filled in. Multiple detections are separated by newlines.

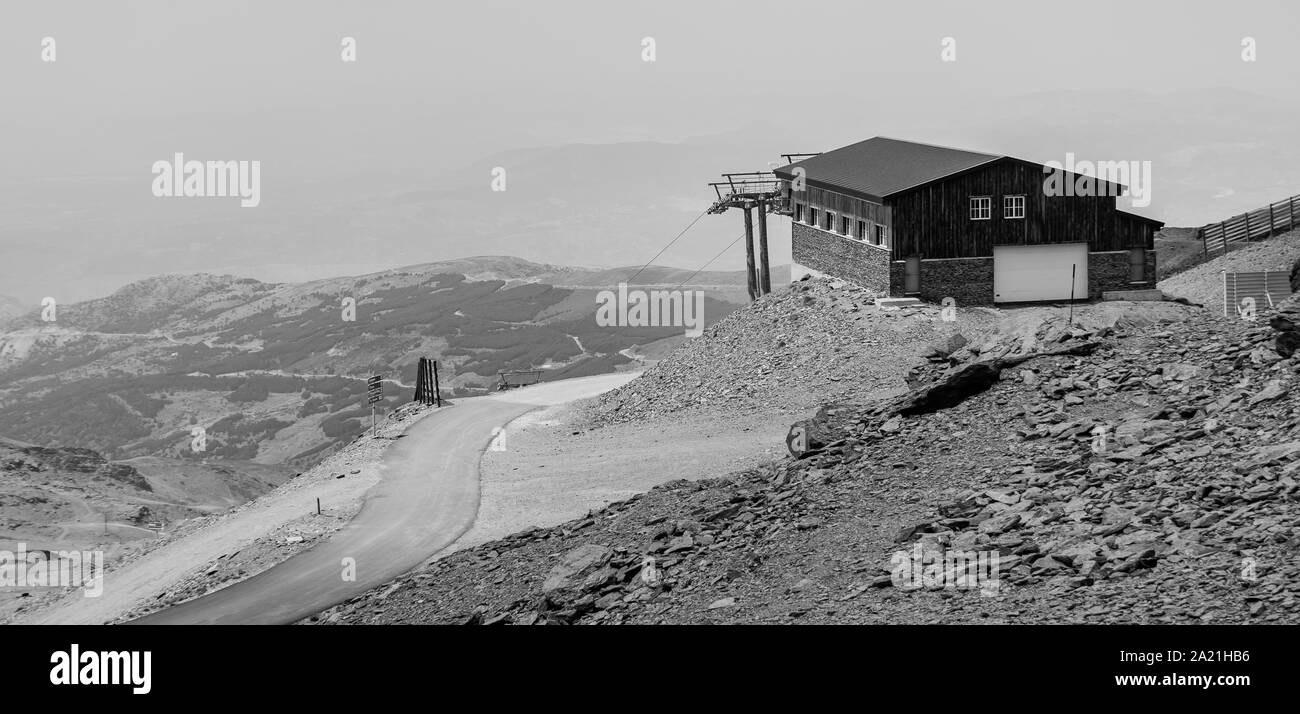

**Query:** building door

left=993, top=243, right=1088, bottom=302
left=1128, top=248, right=1146, bottom=282
left=904, top=256, right=921, bottom=294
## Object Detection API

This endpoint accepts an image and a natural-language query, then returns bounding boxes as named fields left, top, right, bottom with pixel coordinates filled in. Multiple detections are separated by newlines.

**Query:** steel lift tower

left=707, top=154, right=820, bottom=301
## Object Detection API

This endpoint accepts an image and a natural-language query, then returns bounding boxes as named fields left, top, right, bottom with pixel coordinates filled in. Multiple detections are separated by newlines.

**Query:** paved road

left=127, top=372, right=638, bottom=625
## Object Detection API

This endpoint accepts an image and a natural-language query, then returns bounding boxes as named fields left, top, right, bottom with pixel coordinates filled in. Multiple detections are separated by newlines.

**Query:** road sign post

left=367, top=375, right=383, bottom=437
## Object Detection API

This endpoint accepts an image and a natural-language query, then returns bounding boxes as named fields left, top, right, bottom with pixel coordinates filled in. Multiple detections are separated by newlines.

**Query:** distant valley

left=0, top=256, right=756, bottom=471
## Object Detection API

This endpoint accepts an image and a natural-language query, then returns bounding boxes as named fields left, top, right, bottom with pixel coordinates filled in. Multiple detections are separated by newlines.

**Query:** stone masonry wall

left=791, top=222, right=890, bottom=292
left=916, top=258, right=995, bottom=306
left=794, top=222, right=1156, bottom=305
left=1089, top=250, right=1157, bottom=298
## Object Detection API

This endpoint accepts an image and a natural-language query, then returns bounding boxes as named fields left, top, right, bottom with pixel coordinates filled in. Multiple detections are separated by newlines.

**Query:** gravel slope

left=1158, top=229, right=1300, bottom=314
left=584, top=278, right=1002, bottom=426
left=305, top=286, right=1300, bottom=625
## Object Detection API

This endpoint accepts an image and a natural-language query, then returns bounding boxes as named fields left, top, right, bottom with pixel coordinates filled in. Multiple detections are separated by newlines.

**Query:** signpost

left=367, top=375, right=383, bottom=437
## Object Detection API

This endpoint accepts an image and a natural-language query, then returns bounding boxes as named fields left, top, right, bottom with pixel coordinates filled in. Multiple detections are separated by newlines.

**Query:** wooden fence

left=412, top=357, right=442, bottom=406
left=1198, top=194, right=1300, bottom=258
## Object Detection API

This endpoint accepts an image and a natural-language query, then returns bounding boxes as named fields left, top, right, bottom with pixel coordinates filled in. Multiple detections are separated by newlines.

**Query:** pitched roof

left=773, top=137, right=1003, bottom=201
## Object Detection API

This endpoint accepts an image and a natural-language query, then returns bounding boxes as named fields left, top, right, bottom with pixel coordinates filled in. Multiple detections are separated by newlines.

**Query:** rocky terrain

left=0, top=436, right=286, bottom=546
left=585, top=277, right=1003, bottom=425
left=0, top=432, right=300, bottom=622
left=308, top=279, right=1300, bottom=625
left=8, top=401, right=428, bottom=625
left=0, top=436, right=165, bottom=542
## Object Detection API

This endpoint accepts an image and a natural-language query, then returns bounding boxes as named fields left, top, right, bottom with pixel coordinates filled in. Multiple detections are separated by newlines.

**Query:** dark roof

left=773, top=137, right=1001, bottom=201
left=1117, top=209, right=1165, bottom=227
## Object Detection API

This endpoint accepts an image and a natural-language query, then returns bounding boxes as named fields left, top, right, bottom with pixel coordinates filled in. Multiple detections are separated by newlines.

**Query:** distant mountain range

left=7, top=88, right=1299, bottom=305
left=0, top=296, right=24, bottom=322
left=0, top=256, right=758, bottom=470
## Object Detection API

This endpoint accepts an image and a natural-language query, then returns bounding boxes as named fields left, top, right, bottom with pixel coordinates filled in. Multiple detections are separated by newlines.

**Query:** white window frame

left=841, top=215, right=851, bottom=236
left=808, top=207, right=818, bottom=226
left=824, top=211, right=836, bottom=232
left=970, top=196, right=992, bottom=221
left=794, top=203, right=804, bottom=223
left=874, top=224, right=887, bottom=247
left=856, top=220, right=867, bottom=242
left=1003, top=195, right=1026, bottom=219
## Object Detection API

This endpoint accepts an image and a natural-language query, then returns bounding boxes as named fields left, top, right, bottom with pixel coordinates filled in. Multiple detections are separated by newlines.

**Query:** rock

left=708, top=597, right=737, bottom=610
left=664, top=534, right=695, bottom=554
left=984, top=489, right=1019, bottom=505
left=790, top=578, right=816, bottom=593
left=1161, top=362, right=1203, bottom=381
left=894, top=521, right=938, bottom=543
left=926, top=333, right=969, bottom=358
left=897, top=363, right=1001, bottom=416
left=978, top=513, right=1022, bottom=536
left=1248, top=380, right=1287, bottom=406
left=1190, top=512, right=1222, bottom=528
left=1278, top=331, right=1300, bottom=358
left=786, top=405, right=849, bottom=457
left=541, top=544, right=612, bottom=594
left=704, top=504, right=742, bottom=523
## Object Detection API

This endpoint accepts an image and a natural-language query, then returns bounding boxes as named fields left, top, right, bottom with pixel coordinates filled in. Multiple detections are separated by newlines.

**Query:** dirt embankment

left=1159, top=229, right=1300, bottom=313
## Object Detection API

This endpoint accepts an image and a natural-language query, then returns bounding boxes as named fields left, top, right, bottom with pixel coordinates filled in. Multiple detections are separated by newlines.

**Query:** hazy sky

left=2, top=0, right=1298, bottom=302
left=5, top=0, right=1296, bottom=158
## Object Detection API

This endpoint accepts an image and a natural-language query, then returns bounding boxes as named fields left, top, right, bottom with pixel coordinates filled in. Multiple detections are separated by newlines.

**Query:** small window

left=970, top=197, right=991, bottom=220
left=1129, top=248, right=1146, bottom=282
left=1004, top=195, right=1025, bottom=219
left=824, top=211, right=835, bottom=231
left=856, top=220, right=867, bottom=241
left=794, top=204, right=804, bottom=223
left=808, top=208, right=818, bottom=226
left=875, top=224, right=886, bottom=246
left=841, top=216, right=851, bottom=235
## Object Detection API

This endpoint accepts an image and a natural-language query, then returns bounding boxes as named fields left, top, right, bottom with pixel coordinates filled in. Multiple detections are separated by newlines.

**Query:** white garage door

left=993, top=243, right=1088, bottom=303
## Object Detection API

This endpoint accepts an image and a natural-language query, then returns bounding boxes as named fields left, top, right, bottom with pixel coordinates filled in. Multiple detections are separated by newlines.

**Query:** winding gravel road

left=126, top=372, right=639, bottom=625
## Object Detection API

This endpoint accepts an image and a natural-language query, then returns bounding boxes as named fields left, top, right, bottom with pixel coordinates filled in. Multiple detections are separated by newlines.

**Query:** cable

left=673, top=233, right=746, bottom=291
left=624, top=208, right=710, bottom=286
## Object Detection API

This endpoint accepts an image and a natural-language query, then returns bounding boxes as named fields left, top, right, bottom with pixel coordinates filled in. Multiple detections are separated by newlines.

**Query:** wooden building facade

left=774, top=138, right=1163, bottom=305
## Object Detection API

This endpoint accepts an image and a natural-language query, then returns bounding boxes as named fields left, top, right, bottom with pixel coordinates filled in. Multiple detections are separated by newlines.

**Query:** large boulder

left=897, top=362, right=1002, bottom=416
left=541, top=544, right=612, bottom=595
left=786, top=403, right=852, bottom=457
left=1271, top=295, right=1300, bottom=358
